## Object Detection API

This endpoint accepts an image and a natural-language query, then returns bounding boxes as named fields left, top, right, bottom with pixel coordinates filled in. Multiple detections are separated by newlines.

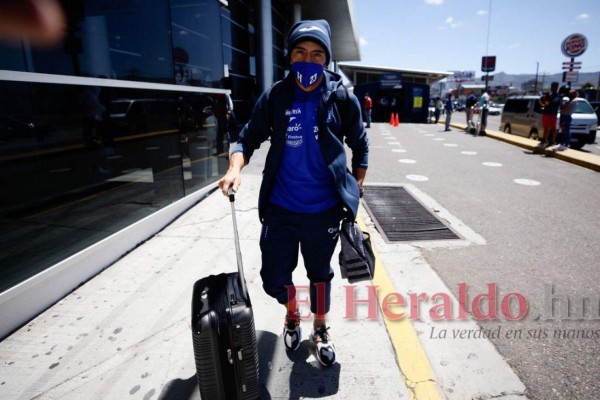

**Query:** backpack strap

left=327, top=81, right=352, bottom=136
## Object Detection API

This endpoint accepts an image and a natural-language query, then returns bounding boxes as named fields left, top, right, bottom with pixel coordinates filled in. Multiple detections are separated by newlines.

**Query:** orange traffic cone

left=396, top=113, right=400, bottom=126
left=389, top=113, right=394, bottom=125
left=393, top=113, right=399, bottom=127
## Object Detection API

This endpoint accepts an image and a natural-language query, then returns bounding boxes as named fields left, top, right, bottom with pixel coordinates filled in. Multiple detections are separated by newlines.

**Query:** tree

left=580, top=82, right=594, bottom=91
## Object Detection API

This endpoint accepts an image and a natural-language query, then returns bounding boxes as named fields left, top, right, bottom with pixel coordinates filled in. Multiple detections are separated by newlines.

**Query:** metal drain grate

left=362, top=186, right=460, bottom=242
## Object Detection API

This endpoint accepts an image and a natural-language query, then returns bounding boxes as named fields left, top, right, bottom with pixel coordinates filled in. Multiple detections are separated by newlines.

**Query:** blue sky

left=353, top=0, right=600, bottom=77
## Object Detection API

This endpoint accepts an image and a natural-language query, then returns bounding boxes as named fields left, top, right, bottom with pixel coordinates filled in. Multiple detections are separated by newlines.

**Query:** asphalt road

left=364, top=121, right=600, bottom=400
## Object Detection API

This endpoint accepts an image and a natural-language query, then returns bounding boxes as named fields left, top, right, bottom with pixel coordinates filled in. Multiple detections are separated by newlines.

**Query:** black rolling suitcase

left=191, top=189, right=259, bottom=399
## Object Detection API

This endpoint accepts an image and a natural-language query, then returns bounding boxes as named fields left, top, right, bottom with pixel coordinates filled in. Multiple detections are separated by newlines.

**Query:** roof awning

left=294, top=0, right=361, bottom=62
left=338, top=63, right=453, bottom=85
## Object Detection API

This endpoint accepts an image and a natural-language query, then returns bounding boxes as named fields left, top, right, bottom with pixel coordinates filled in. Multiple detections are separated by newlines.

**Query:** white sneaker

left=309, top=325, right=336, bottom=367
left=283, top=313, right=302, bottom=351
left=557, top=144, right=568, bottom=151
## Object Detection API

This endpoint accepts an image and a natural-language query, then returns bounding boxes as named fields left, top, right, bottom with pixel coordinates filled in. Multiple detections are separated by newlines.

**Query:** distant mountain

left=483, top=71, right=600, bottom=89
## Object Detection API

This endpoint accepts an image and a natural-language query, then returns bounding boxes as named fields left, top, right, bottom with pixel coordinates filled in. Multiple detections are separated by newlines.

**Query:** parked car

left=453, top=102, right=465, bottom=112
left=473, top=103, right=503, bottom=115
left=488, top=103, right=504, bottom=115
left=500, top=96, right=597, bottom=149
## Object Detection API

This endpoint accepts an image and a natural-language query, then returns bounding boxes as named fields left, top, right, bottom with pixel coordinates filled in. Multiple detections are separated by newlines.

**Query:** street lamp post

left=483, top=0, right=492, bottom=93
left=534, top=61, right=539, bottom=94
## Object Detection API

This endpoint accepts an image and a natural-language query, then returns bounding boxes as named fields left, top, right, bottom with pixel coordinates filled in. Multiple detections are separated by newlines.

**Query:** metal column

left=259, top=0, right=273, bottom=91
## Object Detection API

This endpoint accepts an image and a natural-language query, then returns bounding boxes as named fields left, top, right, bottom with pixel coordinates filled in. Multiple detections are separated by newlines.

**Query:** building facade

left=339, top=63, right=452, bottom=123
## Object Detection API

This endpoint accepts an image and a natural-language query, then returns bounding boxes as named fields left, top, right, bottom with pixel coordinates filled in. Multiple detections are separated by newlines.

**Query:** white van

left=500, top=96, right=598, bottom=149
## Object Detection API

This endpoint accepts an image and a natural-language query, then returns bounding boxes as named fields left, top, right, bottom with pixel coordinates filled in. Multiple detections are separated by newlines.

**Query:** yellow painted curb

left=439, top=119, right=600, bottom=173
left=357, top=216, right=446, bottom=400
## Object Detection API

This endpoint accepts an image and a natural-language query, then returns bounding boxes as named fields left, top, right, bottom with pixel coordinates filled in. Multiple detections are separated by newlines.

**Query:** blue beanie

left=287, top=19, right=332, bottom=65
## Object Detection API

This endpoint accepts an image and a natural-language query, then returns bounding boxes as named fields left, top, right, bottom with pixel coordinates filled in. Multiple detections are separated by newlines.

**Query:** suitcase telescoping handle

left=228, top=187, right=249, bottom=299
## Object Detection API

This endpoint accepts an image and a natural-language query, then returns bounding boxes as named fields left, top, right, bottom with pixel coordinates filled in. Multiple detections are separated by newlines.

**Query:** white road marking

left=399, top=159, right=417, bottom=164
left=406, top=174, right=429, bottom=182
left=514, top=178, right=541, bottom=186
left=482, top=162, right=503, bottom=167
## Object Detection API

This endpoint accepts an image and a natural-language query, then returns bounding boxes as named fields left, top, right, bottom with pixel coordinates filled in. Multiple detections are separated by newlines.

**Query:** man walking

left=218, top=19, right=369, bottom=367
left=538, top=82, right=560, bottom=148
left=444, top=93, right=454, bottom=131
left=465, top=92, right=477, bottom=132
left=363, top=92, right=372, bottom=128
left=478, top=91, right=489, bottom=136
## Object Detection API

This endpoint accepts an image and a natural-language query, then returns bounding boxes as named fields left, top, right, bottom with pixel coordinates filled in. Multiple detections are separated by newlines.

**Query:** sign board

left=563, top=71, right=579, bottom=82
left=380, top=73, right=402, bottom=88
left=413, top=87, right=423, bottom=109
left=481, top=56, right=496, bottom=72
left=562, top=64, right=581, bottom=70
left=452, top=71, right=475, bottom=80
left=561, top=34, right=588, bottom=58
left=481, top=75, right=494, bottom=82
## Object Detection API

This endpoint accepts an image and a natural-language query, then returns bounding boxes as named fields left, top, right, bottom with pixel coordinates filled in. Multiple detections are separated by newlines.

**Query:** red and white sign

left=561, top=34, right=588, bottom=58
left=564, top=71, right=579, bottom=82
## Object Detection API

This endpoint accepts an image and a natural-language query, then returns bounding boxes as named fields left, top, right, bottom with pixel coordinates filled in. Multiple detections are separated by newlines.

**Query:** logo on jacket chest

left=284, top=107, right=321, bottom=147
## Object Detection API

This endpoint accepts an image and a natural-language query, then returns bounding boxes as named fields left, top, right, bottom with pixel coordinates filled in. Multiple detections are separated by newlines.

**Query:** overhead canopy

left=293, top=0, right=361, bottom=62
left=338, top=63, right=453, bottom=86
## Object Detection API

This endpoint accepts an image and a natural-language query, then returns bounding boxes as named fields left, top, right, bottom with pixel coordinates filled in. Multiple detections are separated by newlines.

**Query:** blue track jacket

left=231, top=70, right=369, bottom=221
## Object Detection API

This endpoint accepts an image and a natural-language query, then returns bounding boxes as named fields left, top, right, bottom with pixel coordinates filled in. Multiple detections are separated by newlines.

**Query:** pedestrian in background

left=444, top=93, right=454, bottom=131
left=363, top=92, right=372, bottom=128
left=478, top=91, right=489, bottom=136
left=465, top=92, right=477, bottom=132
left=218, top=19, right=369, bottom=367
left=555, top=90, right=577, bottom=151
left=434, top=97, right=442, bottom=124
left=379, top=96, right=389, bottom=122
left=537, top=82, right=560, bottom=148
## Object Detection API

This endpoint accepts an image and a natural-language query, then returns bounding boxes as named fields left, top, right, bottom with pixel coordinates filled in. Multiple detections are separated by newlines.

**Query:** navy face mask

left=291, top=62, right=324, bottom=89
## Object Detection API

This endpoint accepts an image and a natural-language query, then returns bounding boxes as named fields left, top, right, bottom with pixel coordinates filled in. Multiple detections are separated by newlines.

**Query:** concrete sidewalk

left=0, top=138, right=532, bottom=400
left=0, top=156, right=408, bottom=399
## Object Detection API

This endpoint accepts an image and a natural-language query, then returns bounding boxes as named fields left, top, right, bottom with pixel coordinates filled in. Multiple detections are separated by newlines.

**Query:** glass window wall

left=0, top=79, right=228, bottom=293
left=171, top=0, right=225, bottom=87
left=0, top=0, right=281, bottom=294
